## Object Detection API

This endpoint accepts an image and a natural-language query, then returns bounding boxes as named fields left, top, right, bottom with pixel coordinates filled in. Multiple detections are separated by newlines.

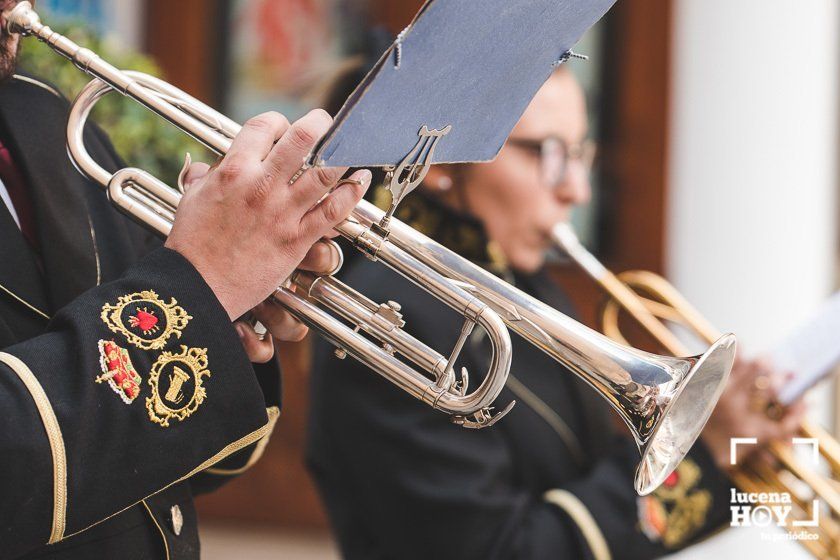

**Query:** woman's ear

left=423, top=165, right=452, bottom=193
left=423, top=166, right=453, bottom=193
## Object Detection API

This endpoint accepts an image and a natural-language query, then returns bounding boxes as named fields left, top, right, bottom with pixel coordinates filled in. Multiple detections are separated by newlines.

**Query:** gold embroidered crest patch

left=637, top=458, right=712, bottom=549
left=101, top=291, right=191, bottom=350
left=146, top=346, right=211, bottom=427
left=96, top=340, right=142, bottom=404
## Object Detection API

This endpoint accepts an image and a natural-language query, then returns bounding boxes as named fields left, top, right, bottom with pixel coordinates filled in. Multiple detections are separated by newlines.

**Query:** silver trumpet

left=353, top=202, right=738, bottom=495
left=8, top=2, right=737, bottom=493
left=6, top=1, right=514, bottom=429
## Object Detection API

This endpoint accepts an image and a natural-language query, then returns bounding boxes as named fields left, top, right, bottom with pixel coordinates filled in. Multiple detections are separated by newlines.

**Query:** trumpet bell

left=351, top=200, right=736, bottom=494
left=632, top=333, right=736, bottom=495
left=551, top=221, right=738, bottom=493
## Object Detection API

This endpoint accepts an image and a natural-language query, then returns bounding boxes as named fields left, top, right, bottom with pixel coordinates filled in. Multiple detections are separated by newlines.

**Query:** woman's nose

left=554, top=160, right=591, bottom=206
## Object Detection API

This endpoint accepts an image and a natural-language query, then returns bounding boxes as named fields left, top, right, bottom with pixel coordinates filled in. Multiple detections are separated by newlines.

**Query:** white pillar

left=665, top=1, right=838, bottom=558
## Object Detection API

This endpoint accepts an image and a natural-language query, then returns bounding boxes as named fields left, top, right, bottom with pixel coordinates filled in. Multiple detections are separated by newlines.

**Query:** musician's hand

left=233, top=239, right=343, bottom=362
left=165, top=109, right=370, bottom=320
left=700, top=356, right=806, bottom=471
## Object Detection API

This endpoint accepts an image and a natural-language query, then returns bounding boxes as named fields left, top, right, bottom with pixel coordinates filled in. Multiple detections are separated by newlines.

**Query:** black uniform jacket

left=306, top=192, right=733, bottom=560
left=0, top=75, right=281, bottom=559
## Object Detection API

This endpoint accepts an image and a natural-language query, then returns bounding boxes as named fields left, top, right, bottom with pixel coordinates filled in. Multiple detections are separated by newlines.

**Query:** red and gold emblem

left=101, top=290, right=191, bottom=350
left=146, top=346, right=211, bottom=427
left=96, top=340, right=142, bottom=404
left=637, top=458, right=711, bottom=549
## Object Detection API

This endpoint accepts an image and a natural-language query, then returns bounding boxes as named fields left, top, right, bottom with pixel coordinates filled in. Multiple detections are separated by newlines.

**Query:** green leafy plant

left=18, top=22, right=209, bottom=185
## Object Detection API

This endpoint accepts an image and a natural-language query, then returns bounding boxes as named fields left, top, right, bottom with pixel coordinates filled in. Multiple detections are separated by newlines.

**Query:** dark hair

left=319, top=29, right=394, bottom=198
left=321, top=56, right=369, bottom=118
left=321, top=26, right=393, bottom=116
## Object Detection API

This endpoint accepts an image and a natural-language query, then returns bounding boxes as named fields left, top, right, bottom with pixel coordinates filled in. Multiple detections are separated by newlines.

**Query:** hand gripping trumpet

left=5, top=1, right=514, bottom=429
left=553, top=222, right=840, bottom=557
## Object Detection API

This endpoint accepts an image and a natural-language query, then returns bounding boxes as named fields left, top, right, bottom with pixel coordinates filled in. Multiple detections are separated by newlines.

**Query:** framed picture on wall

left=222, top=0, right=375, bottom=122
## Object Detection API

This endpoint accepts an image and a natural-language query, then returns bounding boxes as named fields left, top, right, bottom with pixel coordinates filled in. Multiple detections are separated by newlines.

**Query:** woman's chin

left=509, top=250, right=546, bottom=274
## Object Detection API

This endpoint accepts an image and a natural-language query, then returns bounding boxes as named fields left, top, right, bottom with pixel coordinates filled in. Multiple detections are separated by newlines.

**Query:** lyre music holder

left=379, top=124, right=452, bottom=231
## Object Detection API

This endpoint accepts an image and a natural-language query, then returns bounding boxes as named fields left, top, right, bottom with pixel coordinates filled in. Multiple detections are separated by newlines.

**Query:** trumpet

left=552, top=222, right=840, bottom=558
left=6, top=1, right=514, bottom=429
left=352, top=202, right=737, bottom=495
left=7, top=2, right=736, bottom=494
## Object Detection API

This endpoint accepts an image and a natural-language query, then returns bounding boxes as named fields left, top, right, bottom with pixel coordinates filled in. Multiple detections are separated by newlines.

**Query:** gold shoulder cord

left=544, top=489, right=612, bottom=560
left=0, top=352, right=67, bottom=543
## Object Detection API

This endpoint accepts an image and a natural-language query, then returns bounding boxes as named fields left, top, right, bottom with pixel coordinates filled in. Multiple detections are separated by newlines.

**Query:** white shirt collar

left=0, top=176, right=22, bottom=229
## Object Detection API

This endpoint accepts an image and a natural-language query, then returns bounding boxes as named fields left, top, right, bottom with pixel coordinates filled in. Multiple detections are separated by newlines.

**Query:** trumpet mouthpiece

left=4, top=1, right=40, bottom=36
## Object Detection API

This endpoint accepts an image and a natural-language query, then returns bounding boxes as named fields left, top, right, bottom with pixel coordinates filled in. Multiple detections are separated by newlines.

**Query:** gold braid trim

left=545, top=489, right=612, bottom=560
left=141, top=500, right=171, bottom=560
left=205, top=407, right=280, bottom=475
left=0, top=352, right=67, bottom=544
left=0, top=283, right=50, bottom=320
left=64, top=415, right=276, bottom=539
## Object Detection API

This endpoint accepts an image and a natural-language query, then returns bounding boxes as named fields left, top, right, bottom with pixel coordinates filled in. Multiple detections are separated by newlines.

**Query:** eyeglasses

left=507, top=136, right=597, bottom=189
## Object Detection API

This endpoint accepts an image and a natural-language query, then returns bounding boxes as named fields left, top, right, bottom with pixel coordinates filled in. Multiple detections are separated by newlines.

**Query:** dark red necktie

left=0, top=139, right=39, bottom=251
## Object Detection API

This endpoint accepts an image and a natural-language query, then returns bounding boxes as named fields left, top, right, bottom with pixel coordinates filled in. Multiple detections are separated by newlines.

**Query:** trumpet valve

left=372, top=301, right=406, bottom=331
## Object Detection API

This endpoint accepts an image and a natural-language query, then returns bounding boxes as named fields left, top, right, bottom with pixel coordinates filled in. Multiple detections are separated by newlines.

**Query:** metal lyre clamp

left=377, top=124, right=453, bottom=235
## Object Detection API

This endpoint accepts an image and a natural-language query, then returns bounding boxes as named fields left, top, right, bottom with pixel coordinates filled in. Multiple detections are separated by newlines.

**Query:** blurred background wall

left=24, top=1, right=840, bottom=558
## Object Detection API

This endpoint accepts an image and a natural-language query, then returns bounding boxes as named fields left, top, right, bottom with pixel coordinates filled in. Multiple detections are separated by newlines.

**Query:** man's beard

left=0, top=36, right=19, bottom=83
left=0, top=0, right=21, bottom=82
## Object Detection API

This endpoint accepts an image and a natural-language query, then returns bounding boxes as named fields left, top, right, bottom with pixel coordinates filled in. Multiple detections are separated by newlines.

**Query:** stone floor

left=200, top=523, right=340, bottom=560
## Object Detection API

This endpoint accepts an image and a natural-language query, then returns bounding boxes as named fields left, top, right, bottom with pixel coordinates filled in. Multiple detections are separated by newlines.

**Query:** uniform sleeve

left=306, top=269, right=733, bottom=560
left=0, top=247, right=275, bottom=558
left=82, top=95, right=283, bottom=498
